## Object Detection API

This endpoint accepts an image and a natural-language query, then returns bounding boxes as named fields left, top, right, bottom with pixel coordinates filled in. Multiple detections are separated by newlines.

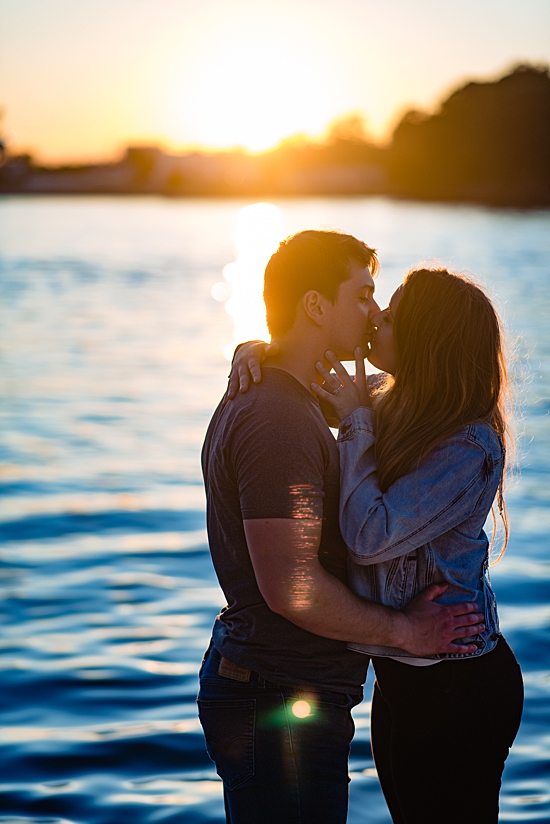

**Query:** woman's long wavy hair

left=374, top=267, right=512, bottom=560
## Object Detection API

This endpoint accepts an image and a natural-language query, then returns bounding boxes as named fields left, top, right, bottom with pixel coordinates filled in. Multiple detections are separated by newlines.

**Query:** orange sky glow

left=1, top=0, right=549, bottom=164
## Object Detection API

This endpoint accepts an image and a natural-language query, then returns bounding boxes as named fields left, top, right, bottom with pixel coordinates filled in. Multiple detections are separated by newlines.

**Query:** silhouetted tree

left=385, top=65, right=550, bottom=206
left=326, top=112, right=370, bottom=144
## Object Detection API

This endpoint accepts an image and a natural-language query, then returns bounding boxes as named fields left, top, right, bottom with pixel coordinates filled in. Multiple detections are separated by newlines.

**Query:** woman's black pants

left=371, top=637, right=523, bottom=824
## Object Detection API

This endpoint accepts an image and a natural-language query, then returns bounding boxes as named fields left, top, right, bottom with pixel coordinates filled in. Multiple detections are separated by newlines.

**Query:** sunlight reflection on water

left=212, top=202, right=281, bottom=358
left=0, top=196, right=549, bottom=823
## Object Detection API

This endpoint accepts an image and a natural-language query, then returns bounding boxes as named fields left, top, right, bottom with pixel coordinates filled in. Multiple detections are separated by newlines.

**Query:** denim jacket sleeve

left=337, top=408, right=493, bottom=565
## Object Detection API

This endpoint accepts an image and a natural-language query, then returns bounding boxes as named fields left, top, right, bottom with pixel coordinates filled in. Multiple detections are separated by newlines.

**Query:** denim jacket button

left=490, top=633, right=500, bottom=641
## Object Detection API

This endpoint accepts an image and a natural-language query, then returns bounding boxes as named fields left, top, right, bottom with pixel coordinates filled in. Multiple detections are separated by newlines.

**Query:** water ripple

left=1, top=197, right=549, bottom=823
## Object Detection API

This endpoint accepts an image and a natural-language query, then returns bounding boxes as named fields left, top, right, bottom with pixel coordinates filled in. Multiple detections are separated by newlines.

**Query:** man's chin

left=365, top=343, right=379, bottom=368
left=351, top=341, right=371, bottom=359
left=334, top=343, right=369, bottom=362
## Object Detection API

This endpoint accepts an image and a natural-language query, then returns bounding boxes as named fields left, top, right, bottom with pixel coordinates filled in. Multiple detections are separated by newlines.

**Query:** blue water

left=0, top=196, right=549, bottom=823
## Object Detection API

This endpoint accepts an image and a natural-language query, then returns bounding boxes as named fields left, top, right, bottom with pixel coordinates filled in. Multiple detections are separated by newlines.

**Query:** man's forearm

left=246, top=517, right=404, bottom=646
left=275, top=563, right=406, bottom=647
left=245, top=517, right=483, bottom=656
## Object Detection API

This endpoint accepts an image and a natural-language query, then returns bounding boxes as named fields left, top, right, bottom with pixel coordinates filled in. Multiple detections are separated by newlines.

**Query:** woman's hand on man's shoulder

left=225, top=340, right=279, bottom=401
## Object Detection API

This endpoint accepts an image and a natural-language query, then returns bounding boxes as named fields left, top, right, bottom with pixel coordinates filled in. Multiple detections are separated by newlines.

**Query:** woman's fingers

left=311, top=378, right=360, bottom=422
left=229, top=343, right=360, bottom=405
left=354, top=347, right=367, bottom=389
left=247, top=357, right=262, bottom=385
left=316, top=351, right=355, bottom=395
left=442, top=641, right=480, bottom=654
left=353, top=347, right=373, bottom=408
left=238, top=365, right=251, bottom=393
left=244, top=341, right=279, bottom=387
left=225, top=340, right=274, bottom=402
left=315, top=360, right=340, bottom=390
left=226, top=371, right=240, bottom=401
left=310, top=381, right=338, bottom=406
left=325, top=351, right=352, bottom=386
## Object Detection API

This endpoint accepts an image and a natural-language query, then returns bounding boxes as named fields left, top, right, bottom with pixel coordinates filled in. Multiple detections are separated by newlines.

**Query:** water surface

left=0, top=196, right=549, bottom=822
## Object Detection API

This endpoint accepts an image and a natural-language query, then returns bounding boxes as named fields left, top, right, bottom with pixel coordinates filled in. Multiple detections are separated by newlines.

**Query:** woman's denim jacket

left=337, top=407, right=504, bottom=660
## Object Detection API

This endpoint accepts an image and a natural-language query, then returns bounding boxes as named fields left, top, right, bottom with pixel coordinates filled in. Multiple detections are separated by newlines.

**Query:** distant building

left=22, top=162, right=135, bottom=193
left=279, top=164, right=386, bottom=195
left=2, top=63, right=546, bottom=207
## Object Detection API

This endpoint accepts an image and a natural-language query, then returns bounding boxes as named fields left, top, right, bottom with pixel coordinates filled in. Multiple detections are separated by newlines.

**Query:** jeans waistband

left=207, top=644, right=279, bottom=689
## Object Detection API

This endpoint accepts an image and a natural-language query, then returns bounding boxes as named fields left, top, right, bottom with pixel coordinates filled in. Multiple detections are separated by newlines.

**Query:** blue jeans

left=197, top=643, right=363, bottom=824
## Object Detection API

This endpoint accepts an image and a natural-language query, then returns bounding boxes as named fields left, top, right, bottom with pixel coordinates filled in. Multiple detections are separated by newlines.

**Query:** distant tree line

left=1, top=64, right=548, bottom=207
left=385, top=64, right=550, bottom=206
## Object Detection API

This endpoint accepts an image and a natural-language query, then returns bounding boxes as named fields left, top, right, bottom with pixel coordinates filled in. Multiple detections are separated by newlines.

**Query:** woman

left=229, top=267, right=523, bottom=823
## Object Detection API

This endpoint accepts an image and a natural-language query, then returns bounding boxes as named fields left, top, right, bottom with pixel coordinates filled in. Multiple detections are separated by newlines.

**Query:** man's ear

left=302, top=290, right=329, bottom=326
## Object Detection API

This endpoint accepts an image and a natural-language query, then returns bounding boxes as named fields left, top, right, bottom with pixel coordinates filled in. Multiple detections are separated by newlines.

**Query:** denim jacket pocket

left=382, top=554, right=418, bottom=609
left=197, top=698, right=256, bottom=789
left=402, top=552, right=418, bottom=607
left=384, top=557, right=401, bottom=600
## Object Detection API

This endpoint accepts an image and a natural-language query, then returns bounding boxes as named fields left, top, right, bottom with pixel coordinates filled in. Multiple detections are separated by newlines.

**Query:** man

left=199, top=230, right=484, bottom=824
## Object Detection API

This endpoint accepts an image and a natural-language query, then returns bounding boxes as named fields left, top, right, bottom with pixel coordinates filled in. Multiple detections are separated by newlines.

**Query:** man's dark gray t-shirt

left=201, top=367, right=367, bottom=693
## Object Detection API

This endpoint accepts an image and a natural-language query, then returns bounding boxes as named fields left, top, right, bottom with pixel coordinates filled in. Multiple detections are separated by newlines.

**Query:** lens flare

left=291, top=700, right=311, bottom=719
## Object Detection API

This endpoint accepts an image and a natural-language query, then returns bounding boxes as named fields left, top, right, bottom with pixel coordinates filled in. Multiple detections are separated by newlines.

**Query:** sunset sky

left=1, top=0, right=549, bottom=163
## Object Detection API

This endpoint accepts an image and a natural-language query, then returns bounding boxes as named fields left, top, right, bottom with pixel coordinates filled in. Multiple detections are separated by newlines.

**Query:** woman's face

left=367, top=285, right=404, bottom=374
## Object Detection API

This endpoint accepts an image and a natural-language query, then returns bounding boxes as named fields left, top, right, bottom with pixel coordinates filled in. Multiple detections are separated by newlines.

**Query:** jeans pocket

left=197, top=698, right=256, bottom=790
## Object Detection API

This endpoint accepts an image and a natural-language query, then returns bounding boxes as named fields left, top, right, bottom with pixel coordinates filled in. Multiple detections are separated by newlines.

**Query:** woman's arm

left=336, top=407, right=494, bottom=565
left=225, top=340, right=278, bottom=399
left=312, top=352, right=498, bottom=564
left=226, top=343, right=371, bottom=429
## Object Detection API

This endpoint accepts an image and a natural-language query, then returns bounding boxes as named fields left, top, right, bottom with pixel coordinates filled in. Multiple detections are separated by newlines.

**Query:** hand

left=311, top=348, right=371, bottom=422
left=397, top=584, right=486, bottom=656
left=225, top=340, right=279, bottom=401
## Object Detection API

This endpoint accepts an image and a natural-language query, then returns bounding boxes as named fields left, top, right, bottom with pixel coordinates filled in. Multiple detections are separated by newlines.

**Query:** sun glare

left=184, top=29, right=337, bottom=152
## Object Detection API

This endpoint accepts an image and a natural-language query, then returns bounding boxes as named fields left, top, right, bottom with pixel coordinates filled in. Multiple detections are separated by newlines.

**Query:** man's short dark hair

left=264, top=230, right=378, bottom=338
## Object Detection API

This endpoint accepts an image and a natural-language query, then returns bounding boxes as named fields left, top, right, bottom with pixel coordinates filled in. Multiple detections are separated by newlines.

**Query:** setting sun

left=1, top=0, right=548, bottom=162
left=179, top=28, right=338, bottom=152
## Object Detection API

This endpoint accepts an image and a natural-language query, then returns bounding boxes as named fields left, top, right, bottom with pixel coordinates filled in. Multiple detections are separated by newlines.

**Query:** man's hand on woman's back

left=398, top=584, right=486, bottom=656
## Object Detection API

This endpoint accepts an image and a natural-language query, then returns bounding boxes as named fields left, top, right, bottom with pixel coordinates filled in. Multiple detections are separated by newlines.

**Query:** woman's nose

left=370, top=307, right=383, bottom=325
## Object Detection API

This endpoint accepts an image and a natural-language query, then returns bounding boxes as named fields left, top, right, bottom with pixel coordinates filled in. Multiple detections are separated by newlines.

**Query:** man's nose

left=370, top=308, right=384, bottom=326
left=369, top=298, right=381, bottom=317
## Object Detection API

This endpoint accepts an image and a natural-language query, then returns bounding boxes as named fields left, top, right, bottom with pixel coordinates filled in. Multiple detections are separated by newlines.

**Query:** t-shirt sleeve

left=232, top=399, right=327, bottom=521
